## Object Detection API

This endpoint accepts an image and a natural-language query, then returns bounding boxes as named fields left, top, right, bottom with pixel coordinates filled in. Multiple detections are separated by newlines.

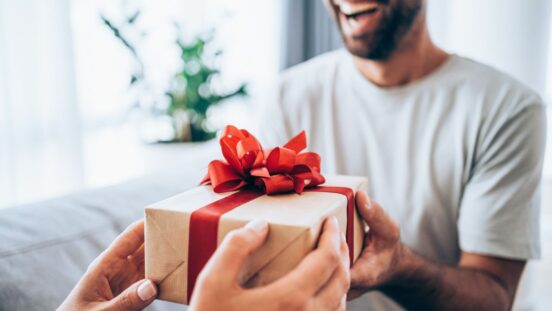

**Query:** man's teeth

left=339, top=2, right=378, bottom=16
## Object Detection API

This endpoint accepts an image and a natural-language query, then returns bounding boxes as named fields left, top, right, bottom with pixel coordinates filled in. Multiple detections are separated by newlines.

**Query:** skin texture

left=350, top=191, right=526, bottom=311
left=327, top=0, right=449, bottom=87
left=332, top=0, right=422, bottom=60
left=59, top=217, right=350, bottom=311
left=58, top=221, right=157, bottom=311
left=190, top=217, right=350, bottom=311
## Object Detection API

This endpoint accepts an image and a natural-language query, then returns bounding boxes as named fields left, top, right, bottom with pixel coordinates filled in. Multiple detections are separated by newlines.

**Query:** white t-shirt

left=258, top=49, right=546, bottom=311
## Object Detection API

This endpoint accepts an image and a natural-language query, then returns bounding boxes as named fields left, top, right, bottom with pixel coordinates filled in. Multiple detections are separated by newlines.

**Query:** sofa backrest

left=0, top=168, right=200, bottom=311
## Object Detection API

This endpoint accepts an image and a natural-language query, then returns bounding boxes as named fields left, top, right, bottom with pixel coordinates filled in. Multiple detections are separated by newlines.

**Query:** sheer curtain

left=0, top=0, right=83, bottom=208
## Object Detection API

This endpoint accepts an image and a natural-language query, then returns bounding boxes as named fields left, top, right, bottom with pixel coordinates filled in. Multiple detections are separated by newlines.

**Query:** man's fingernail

left=340, top=232, right=346, bottom=242
left=246, top=219, right=268, bottom=234
left=137, top=279, right=156, bottom=301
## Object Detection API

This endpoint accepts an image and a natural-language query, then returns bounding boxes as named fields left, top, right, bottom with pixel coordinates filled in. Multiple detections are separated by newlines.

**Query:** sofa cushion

left=0, top=165, right=203, bottom=311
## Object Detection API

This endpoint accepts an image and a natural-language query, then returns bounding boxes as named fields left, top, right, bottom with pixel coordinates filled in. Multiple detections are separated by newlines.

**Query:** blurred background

left=0, top=0, right=550, bottom=308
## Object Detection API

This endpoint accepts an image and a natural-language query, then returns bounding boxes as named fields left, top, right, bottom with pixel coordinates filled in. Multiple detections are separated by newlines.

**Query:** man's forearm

left=380, top=247, right=513, bottom=311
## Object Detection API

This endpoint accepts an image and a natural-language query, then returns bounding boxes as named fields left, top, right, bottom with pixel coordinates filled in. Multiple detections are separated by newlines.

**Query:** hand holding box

left=145, top=125, right=367, bottom=304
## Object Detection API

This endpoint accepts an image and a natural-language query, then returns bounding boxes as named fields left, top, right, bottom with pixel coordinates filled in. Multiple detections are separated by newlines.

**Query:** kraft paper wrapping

left=145, top=175, right=368, bottom=304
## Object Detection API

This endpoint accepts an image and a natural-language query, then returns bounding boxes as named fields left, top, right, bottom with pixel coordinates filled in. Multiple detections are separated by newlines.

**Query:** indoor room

left=1, top=0, right=551, bottom=310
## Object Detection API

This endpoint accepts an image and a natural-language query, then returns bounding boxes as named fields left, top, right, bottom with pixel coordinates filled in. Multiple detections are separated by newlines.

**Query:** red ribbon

left=187, top=126, right=355, bottom=301
left=186, top=187, right=355, bottom=301
left=187, top=189, right=263, bottom=300
left=201, top=125, right=325, bottom=194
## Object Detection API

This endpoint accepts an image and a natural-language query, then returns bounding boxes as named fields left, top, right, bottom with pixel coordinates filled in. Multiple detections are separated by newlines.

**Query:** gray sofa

left=0, top=165, right=203, bottom=311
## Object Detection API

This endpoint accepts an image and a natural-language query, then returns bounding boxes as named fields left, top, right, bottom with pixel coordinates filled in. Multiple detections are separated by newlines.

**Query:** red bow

left=201, top=125, right=325, bottom=194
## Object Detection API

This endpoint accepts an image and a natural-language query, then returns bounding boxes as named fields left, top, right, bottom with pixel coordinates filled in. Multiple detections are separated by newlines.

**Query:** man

left=260, top=0, right=547, bottom=310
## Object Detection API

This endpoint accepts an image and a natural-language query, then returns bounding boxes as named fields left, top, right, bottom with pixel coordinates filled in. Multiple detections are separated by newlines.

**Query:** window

left=71, top=0, right=282, bottom=129
left=0, top=0, right=282, bottom=208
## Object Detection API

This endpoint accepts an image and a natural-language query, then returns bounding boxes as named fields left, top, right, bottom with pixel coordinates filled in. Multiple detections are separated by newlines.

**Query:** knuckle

left=226, top=231, right=250, bottom=248
left=86, top=255, right=104, bottom=273
left=324, top=247, right=340, bottom=264
left=196, top=271, right=218, bottom=291
left=86, top=261, right=97, bottom=273
left=280, top=293, right=308, bottom=311
left=391, top=223, right=401, bottom=240
left=352, top=268, right=375, bottom=288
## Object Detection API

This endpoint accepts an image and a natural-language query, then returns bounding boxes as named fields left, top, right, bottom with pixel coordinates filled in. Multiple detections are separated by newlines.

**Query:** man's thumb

left=110, top=279, right=157, bottom=311
left=356, top=191, right=397, bottom=238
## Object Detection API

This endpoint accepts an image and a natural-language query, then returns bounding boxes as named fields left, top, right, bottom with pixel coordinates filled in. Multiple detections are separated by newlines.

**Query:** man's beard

left=336, top=0, right=422, bottom=60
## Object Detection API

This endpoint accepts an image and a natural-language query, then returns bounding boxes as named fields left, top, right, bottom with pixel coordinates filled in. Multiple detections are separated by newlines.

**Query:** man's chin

left=342, top=36, right=392, bottom=61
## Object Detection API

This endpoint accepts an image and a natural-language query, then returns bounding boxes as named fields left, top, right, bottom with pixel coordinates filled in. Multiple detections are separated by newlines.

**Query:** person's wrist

left=387, top=243, right=415, bottom=286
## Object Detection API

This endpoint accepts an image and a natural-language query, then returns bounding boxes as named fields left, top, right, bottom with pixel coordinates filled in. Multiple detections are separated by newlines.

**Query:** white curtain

left=280, top=0, right=342, bottom=69
left=0, top=0, right=83, bottom=208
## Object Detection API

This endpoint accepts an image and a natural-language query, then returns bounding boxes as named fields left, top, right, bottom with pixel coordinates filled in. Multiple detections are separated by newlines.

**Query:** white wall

left=427, top=0, right=552, bottom=100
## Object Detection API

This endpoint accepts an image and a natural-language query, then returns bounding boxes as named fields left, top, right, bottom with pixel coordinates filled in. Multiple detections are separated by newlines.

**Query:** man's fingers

left=346, top=288, right=364, bottom=301
left=314, top=233, right=350, bottom=309
left=200, top=219, right=269, bottom=284
left=269, top=217, right=342, bottom=296
left=130, top=244, right=145, bottom=267
left=356, top=191, right=398, bottom=239
left=108, top=279, right=157, bottom=311
left=350, top=260, right=371, bottom=288
left=105, top=220, right=145, bottom=260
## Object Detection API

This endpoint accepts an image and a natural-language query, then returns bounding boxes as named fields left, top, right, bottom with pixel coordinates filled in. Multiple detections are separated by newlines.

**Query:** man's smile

left=334, top=1, right=385, bottom=37
left=339, top=1, right=379, bottom=16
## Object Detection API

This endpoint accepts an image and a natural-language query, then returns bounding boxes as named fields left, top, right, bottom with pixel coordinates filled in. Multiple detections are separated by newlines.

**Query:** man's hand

left=190, top=217, right=350, bottom=311
left=58, top=221, right=157, bottom=311
left=348, top=191, right=526, bottom=311
left=348, top=191, right=406, bottom=299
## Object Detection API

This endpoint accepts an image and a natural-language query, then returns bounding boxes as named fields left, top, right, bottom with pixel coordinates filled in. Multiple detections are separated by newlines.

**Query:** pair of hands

left=59, top=191, right=404, bottom=311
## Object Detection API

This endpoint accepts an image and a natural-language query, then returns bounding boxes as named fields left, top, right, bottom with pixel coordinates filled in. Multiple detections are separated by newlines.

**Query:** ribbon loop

left=201, top=125, right=325, bottom=195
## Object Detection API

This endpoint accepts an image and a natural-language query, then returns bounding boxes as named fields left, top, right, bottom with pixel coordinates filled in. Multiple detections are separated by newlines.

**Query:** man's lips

left=335, top=1, right=383, bottom=36
left=338, top=1, right=379, bottom=17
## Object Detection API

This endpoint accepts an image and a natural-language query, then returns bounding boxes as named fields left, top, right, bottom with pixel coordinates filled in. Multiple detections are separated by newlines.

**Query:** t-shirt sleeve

left=458, top=100, right=546, bottom=260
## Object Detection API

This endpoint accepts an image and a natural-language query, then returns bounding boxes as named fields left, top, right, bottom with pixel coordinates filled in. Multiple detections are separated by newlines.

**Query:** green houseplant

left=101, top=10, right=247, bottom=142
left=166, top=36, right=247, bottom=142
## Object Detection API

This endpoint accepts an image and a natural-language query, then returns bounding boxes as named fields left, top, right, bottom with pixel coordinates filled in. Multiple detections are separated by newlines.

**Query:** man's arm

left=381, top=251, right=525, bottom=311
left=349, top=191, right=525, bottom=311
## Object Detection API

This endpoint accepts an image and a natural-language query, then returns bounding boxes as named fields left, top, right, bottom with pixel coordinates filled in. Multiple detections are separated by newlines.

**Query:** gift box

left=144, top=126, right=368, bottom=304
